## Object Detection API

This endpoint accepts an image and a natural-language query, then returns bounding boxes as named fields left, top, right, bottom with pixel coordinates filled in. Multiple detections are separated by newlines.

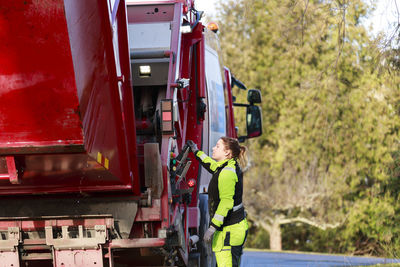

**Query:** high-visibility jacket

left=194, top=151, right=245, bottom=230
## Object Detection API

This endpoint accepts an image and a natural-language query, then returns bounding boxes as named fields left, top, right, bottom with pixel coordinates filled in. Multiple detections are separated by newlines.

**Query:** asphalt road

left=240, top=251, right=400, bottom=266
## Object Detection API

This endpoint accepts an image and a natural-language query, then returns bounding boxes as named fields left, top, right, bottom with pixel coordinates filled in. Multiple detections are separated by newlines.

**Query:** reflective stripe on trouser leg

left=215, top=246, right=243, bottom=267
left=214, top=232, right=233, bottom=267
left=212, top=219, right=248, bottom=251
left=213, top=219, right=248, bottom=267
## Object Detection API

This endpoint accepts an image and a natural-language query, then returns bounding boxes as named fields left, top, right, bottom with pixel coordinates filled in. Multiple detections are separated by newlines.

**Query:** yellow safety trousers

left=212, top=218, right=248, bottom=267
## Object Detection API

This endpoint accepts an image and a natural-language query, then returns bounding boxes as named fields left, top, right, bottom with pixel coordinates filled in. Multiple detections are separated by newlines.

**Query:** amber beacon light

left=207, top=22, right=219, bottom=33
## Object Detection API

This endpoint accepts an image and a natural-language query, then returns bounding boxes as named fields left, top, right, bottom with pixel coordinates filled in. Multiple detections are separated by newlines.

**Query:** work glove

left=203, top=225, right=216, bottom=242
left=186, top=140, right=198, bottom=153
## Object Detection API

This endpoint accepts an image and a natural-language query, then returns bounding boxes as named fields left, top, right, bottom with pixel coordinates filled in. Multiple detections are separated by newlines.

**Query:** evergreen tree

left=216, top=0, right=400, bottom=252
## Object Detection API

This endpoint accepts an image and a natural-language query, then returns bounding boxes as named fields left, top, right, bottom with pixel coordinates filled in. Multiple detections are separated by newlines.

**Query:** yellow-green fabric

left=211, top=160, right=237, bottom=227
left=212, top=219, right=248, bottom=251
left=195, top=151, right=228, bottom=172
left=213, top=219, right=248, bottom=267
left=195, top=151, right=238, bottom=228
left=215, top=250, right=233, bottom=267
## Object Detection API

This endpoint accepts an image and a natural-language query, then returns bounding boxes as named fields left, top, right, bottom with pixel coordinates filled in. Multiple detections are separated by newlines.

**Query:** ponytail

left=238, top=145, right=248, bottom=169
left=221, top=137, right=248, bottom=169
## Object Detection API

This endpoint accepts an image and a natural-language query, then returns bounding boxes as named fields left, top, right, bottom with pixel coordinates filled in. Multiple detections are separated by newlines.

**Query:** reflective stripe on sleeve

left=199, top=153, right=207, bottom=161
left=223, top=166, right=235, bottom=173
left=213, top=214, right=225, bottom=223
left=233, top=203, right=243, bottom=211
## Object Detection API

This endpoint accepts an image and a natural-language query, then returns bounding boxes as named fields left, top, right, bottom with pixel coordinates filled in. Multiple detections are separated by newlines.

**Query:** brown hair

left=221, top=136, right=248, bottom=169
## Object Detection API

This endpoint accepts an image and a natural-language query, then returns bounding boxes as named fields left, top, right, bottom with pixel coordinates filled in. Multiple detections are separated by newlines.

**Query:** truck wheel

left=199, top=194, right=216, bottom=267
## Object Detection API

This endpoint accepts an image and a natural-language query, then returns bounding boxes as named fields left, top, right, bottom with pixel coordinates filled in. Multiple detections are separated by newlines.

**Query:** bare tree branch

left=279, top=217, right=342, bottom=230
left=301, top=0, right=310, bottom=45
left=334, top=0, right=348, bottom=70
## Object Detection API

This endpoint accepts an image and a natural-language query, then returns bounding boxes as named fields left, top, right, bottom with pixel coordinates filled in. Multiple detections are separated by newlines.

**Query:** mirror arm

left=233, top=103, right=250, bottom=107
left=238, top=136, right=247, bottom=143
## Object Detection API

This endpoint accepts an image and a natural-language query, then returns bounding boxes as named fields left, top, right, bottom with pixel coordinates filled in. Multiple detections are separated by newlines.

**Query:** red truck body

left=0, top=0, right=262, bottom=266
left=0, top=0, right=138, bottom=194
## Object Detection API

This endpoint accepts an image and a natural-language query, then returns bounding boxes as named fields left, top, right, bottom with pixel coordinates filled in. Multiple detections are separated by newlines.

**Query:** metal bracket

left=46, top=225, right=107, bottom=267
left=0, top=227, right=20, bottom=251
left=0, top=227, right=20, bottom=267
left=176, top=160, right=191, bottom=185
left=45, top=225, right=107, bottom=250
left=170, top=78, right=190, bottom=89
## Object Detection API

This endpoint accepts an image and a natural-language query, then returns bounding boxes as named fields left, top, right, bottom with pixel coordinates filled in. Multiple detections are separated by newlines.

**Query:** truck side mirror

left=247, top=89, right=262, bottom=104
left=246, top=105, right=262, bottom=138
left=238, top=105, right=262, bottom=142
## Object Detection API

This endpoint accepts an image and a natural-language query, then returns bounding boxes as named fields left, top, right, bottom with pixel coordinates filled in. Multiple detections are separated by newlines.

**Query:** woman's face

left=212, top=139, right=231, bottom=162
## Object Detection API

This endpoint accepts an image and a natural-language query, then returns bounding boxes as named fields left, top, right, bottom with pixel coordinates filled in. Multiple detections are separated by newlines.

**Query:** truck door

left=198, top=43, right=227, bottom=193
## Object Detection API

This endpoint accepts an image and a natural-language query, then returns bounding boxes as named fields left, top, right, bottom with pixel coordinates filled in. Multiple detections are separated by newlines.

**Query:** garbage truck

left=0, top=0, right=262, bottom=266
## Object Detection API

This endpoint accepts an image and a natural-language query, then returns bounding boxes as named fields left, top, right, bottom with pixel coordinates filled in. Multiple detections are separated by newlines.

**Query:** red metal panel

left=0, top=0, right=83, bottom=153
left=135, top=199, right=162, bottom=221
left=115, top=0, right=141, bottom=195
left=185, top=27, right=206, bottom=207
left=0, top=154, right=131, bottom=195
left=127, top=4, right=175, bottom=23
left=109, top=238, right=165, bottom=248
left=175, top=20, right=203, bottom=144
left=197, top=29, right=206, bottom=99
left=64, top=0, right=132, bottom=188
left=54, top=249, right=103, bottom=267
left=0, top=252, right=19, bottom=267
left=0, top=0, right=140, bottom=194
left=224, top=67, right=238, bottom=138
left=167, top=3, right=183, bottom=99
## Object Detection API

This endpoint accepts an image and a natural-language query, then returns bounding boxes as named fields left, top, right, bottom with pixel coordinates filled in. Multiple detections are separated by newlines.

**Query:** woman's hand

left=203, top=225, right=216, bottom=242
left=186, top=140, right=198, bottom=153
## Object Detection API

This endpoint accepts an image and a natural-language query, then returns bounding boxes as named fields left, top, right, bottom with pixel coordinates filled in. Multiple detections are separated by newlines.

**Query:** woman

left=187, top=137, right=248, bottom=267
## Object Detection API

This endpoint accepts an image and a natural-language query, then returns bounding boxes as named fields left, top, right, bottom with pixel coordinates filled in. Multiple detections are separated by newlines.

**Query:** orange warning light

left=207, top=22, right=219, bottom=33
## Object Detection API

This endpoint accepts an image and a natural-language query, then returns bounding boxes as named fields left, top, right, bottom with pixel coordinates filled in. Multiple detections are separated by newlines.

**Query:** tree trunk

left=269, top=221, right=282, bottom=251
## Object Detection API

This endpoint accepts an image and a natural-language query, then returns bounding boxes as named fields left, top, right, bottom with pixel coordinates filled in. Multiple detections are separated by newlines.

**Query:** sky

left=195, top=0, right=217, bottom=17
left=194, top=0, right=399, bottom=36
